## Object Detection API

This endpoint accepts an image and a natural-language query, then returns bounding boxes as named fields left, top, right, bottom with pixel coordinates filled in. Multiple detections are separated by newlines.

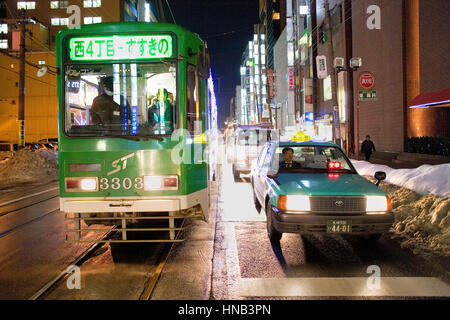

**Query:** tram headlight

left=144, top=175, right=178, bottom=190
left=80, top=178, right=98, bottom=191
left=65, top=177, right=98, bottom=192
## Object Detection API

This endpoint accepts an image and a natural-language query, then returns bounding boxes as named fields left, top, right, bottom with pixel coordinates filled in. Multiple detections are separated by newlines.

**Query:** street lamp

left=334, top=57, right=362, bottom=159
left=334, top=57, right=362, bottom=73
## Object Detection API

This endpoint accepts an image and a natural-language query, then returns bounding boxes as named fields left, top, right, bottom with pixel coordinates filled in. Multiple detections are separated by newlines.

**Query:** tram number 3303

left=100, top=177, right=143, bottom=190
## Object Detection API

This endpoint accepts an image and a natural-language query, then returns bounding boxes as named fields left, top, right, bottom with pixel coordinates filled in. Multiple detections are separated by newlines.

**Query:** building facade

left=266, top=0, right=449, bottom=155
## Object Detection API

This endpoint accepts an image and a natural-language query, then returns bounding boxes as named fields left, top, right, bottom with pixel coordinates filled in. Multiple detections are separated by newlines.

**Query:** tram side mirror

left=197, top=46, right=210, bottom=79
left=374, top=171, right=386, bottom=186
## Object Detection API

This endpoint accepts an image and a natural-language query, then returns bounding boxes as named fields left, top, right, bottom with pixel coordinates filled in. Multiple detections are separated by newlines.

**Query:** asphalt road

left=0, top=181, right=166, bottom=300
left=1, top=161, right=449, bottom=300
left=211, top=163, right=450, bottom=299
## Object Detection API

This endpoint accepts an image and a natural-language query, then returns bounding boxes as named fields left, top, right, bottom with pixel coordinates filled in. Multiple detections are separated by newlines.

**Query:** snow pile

left=0, top=149, right=59, bottom=186
left=370, top=177, right=450, bottom=258
left=0, top=151, right=13, bottom=165
left=351, top=160, right=450, bottom=198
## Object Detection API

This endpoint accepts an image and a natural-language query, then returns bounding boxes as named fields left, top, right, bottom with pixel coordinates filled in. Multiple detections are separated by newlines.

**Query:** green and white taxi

left=251, top=141, right=393, bottom=243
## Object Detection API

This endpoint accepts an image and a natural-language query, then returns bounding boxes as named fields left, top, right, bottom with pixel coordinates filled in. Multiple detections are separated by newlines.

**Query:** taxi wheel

left=266, top=202, right=282, bottom=243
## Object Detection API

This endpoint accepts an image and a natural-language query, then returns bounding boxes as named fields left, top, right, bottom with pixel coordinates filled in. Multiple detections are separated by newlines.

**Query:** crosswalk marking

left=240, top=277, right=450, bottom=297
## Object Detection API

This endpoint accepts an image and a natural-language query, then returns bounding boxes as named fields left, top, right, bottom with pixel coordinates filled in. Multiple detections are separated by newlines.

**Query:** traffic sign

left=359, top=90, right=377, bottom=100
left=359, top=72, right=376, bottom=89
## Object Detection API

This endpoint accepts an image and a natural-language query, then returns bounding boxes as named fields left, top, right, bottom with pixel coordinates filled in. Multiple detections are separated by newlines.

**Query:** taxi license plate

left=327, top=220, right=352, bottom=233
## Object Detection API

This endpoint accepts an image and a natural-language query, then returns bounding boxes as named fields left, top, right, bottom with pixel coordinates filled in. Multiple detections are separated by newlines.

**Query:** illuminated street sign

left=69, top=34, right=173, bottom=61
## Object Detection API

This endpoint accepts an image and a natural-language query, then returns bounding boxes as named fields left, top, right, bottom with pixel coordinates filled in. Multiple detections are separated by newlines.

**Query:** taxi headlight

left=80, top=178, right=97, bottom=191
left=277, top=195, right=310, bottom=211
left=366, top=196, right=391, bottom=213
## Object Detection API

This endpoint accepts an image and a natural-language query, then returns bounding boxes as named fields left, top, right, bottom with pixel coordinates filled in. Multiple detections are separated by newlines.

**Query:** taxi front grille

left=310, top=196, right=366, bottom=213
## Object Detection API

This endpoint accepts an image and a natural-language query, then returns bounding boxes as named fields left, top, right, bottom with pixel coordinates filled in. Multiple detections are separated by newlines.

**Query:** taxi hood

left=275, top=172, right=386, bottom=196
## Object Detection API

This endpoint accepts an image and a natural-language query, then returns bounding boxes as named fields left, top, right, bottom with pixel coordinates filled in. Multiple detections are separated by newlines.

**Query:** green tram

left=56, top=22, right=217, bottom=243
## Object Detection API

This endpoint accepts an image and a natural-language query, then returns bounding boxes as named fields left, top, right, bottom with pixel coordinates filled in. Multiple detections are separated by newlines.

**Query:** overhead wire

left=0, top=64, right=57, bottom=87
left=165, top=0, right=176, bottom=24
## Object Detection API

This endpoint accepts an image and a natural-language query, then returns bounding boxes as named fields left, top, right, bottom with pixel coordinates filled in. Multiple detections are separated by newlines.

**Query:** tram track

left=139, top=218, right=187, bottom=300
left=28, top=228, right=117, bottom=300
left=28, top=218, right=186, bottom=300
left=0, top=188, right=60, bottom=239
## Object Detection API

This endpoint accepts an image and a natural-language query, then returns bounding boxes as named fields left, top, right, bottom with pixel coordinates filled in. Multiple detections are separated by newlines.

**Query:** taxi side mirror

left=374, top=171, right=386, bottom=186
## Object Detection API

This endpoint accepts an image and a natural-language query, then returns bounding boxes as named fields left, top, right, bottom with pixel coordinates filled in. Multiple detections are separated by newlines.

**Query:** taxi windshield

left=64, top=62, right=176, bottom=137
left=273, top=145, right=356, bottom=173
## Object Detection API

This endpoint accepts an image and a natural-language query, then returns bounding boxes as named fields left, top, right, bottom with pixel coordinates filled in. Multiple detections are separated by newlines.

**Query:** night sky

left=167, top=0, right=259, bottom=127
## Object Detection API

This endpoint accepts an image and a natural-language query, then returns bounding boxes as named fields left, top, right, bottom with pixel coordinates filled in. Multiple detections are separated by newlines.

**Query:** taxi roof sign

left=291, top=131, right=311, bottom=142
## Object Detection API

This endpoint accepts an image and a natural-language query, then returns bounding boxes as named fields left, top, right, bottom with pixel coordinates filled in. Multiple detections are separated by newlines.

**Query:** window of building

left=17, top=1, right=36, bottom=10
left=145, top=3, right=151, bottom=22
left=323, top=75, right=332, bottom=101
left=124, top=2, right=137, bottom=20
left=83, top=0, right=101, bottom=8
left=38, top=60, right=46, bottom=65
left=84, top=17, right=102, bottom=24
left=0, top=24, right=7, bottom=34
left=51, top=17, right=69, bottom=26
left=0, top=39, right=8, bottom=49
left=331, top=4, right=343, bottom=32
left=51, top=1, right=69, bottom=9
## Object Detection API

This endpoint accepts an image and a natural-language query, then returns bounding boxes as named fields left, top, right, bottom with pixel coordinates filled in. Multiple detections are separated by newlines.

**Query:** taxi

left=251, top=141, right=394, bottom=243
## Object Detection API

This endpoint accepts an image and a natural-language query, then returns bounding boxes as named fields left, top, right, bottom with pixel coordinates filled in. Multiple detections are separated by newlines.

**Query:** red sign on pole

left=305, top=95, right=313, bottom=104
left=268, top=69, right=274, bottom=98
left=359, top=72, right=376, bottom=89
left=288, top=67, right=295, bottom=91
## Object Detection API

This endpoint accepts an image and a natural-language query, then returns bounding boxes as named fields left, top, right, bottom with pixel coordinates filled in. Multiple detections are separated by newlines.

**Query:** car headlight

left=65, top=177, right=98, bottom=192
left=144, top=175, right=178, bottom=191
left=277, top=195, right=310, bottom=211
left=366, top=196, right=392, bottom=213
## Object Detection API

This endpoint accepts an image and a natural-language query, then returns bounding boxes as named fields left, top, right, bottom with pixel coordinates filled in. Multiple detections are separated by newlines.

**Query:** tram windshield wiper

left=120, top=134, right=164, bottom=142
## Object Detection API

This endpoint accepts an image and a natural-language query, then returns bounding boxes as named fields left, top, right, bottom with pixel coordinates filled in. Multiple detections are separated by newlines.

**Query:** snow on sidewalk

left=352, top=160, right=449, bottom=259
left=351, top=160, right=450, bottom=198
left=0, top=149, right=58, bottom=186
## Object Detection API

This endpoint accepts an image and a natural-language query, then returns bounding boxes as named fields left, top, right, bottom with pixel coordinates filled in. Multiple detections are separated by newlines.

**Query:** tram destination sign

left=69, top=34, right=173, bottom=61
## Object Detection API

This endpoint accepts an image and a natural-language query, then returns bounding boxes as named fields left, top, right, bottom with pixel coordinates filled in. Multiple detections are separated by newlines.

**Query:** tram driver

left=90, top=76, right=122, bottom=126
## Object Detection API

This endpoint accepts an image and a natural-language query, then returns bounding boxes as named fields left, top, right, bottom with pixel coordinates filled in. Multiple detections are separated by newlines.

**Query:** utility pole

left=158, top=0, right=166, bottom=22
left=2, top=10, right=34, bottom=147
left=323, top=0, right=340, bottom=145
left=18, top=9, right=27, bottom=148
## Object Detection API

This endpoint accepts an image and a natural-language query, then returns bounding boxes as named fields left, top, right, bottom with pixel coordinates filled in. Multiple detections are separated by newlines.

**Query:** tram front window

left=64, top=62, right=176, bottom=136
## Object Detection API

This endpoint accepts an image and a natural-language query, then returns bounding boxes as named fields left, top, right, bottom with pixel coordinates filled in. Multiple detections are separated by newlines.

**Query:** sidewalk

left=352, top=151, right=450, bottom=170
left=151, top=165, right=221, bottom=300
